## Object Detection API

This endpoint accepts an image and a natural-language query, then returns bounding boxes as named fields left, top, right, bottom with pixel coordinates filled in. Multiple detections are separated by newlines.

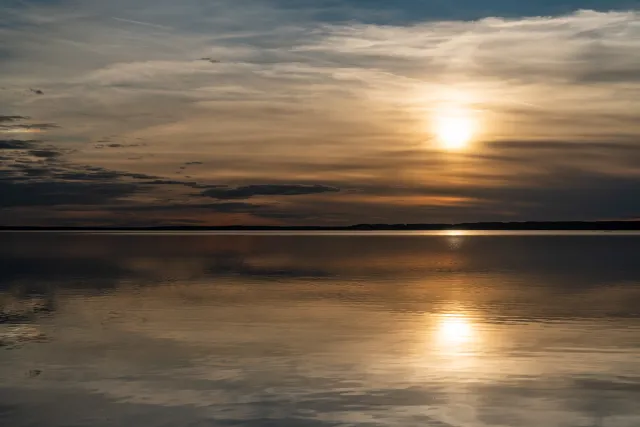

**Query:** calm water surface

left=1, top=232, right=640, bottom=427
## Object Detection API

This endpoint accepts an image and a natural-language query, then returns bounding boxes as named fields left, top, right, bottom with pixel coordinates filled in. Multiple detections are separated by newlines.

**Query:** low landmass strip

left=2, top=222, right=640, bottom=231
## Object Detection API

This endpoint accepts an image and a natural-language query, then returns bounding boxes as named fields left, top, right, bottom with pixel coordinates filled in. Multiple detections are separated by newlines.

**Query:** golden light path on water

left=429, top=232, right=481, bottom=359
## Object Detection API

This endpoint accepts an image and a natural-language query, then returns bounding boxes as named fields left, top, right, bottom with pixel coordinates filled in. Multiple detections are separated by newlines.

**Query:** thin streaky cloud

left=112, top=17, right=173, bottom=31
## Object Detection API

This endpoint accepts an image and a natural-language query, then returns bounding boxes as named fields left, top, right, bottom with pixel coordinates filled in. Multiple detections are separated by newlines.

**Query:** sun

left=434, top=107, right=476, bottom=151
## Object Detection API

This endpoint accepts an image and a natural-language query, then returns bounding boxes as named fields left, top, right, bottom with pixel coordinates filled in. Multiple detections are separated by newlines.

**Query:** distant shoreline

left=2, top=221, right=640, bottom=231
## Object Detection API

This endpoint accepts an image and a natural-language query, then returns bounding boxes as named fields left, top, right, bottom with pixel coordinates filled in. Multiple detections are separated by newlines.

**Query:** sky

left=1, top=0, right=640, bottom=226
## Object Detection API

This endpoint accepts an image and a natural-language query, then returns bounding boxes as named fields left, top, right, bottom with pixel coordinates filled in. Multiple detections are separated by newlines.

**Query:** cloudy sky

left=1, top=0, right=640, bottom=226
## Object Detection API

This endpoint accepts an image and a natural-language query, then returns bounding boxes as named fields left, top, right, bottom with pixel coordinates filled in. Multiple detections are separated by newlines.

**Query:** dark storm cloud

left=201, top=184, right=340, bottom=200
left=0, top=139, right=41, bottom=149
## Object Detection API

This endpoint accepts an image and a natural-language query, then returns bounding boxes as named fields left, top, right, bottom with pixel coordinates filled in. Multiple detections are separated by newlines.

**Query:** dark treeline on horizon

left=2, top=221, right=640, bottom=231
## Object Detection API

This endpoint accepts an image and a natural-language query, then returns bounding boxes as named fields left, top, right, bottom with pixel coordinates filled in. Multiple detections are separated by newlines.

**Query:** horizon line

left=2, top=220, right=640, bottom=231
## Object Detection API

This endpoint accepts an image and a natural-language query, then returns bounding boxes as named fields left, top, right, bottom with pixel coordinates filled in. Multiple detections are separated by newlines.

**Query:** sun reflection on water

left=436, top=313, right=474, bottom=348
left=443, top=230, right=466, bottom=249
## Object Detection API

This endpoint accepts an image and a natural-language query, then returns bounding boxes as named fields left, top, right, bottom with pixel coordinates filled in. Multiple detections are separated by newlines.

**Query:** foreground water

left=1, top=232, right=640, bottom=427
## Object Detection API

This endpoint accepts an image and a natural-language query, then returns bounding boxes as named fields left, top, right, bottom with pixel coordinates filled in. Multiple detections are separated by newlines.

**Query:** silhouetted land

left=2, top=221, right=640, bottom=231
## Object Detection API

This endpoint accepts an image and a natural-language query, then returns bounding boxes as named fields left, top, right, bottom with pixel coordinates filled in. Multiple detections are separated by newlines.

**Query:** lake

left=1, top=232, right=640, bottom=427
